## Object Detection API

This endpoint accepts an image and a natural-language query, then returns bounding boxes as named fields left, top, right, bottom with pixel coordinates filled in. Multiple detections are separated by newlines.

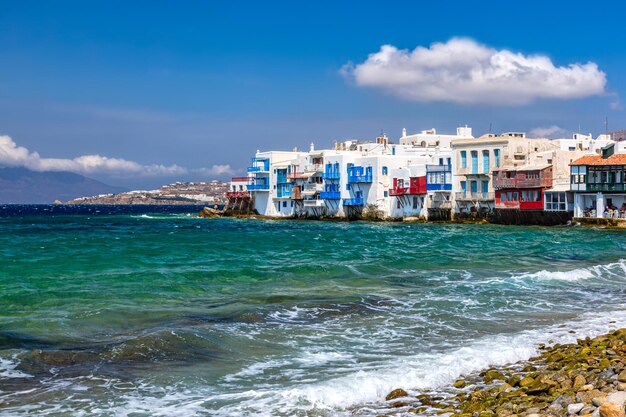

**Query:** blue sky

left=1, top=0, right=625, bottom=188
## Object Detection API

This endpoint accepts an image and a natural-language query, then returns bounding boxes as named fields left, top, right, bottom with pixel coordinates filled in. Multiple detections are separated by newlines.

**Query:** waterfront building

left=451, top=133, right=560, bottom=217
left=246, top=150, right=308, bottom=217
left=571, top=142, right=626, bottom=219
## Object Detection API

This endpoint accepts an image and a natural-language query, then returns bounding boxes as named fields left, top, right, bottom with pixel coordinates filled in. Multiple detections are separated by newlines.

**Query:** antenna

left=489, top=123, right=492, bottom=134
left=605, top=116, right=609, bottom=136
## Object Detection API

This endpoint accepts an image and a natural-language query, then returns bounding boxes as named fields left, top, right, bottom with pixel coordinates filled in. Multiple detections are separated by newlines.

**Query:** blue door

left=471, top=151, right=478, bottom=174
left=470, top=181, right=478, bottom=193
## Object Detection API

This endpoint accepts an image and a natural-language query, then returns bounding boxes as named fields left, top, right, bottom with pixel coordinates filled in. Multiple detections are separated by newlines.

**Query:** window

left=397, top=199, right=401, bottom=209
left=277, top=203, right=280, bottom=212
left=413, top=196, right=418, bottom=209
left=384, top=191, right=388, bottom=197
left=282, top=201, right=287, bottom=208
left=471, top=151, right=478, bottom=174
left=501, top=192, right=507, bottom=202
left=291, top=201, right=294, bottom=207
left=461, top=181, right=467, bottom=192
left=482, top=150, right=490, bottom=173
left=494, top=149, right=501, bottom=167
left=382, top=166, right=388, bottom=175
left=461, top=151, right=467, bottom=168
left=470, top=181, right=478, bottom=193
left=482, top=180, right=489, bottom=194
left=447, top=157, right=451, bottom=166
left=439, top=158, right=444, bottom=165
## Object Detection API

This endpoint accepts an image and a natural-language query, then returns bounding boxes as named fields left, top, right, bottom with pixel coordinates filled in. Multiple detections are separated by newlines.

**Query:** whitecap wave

left=516, top=259, right=626, bottom=282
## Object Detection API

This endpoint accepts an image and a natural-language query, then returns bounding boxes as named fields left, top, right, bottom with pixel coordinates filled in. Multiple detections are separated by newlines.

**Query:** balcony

left=303, top=199, right=325, bottom=207
left=304, top=164, right=323, bottom=173
left=230, top=176, right=250, bottom=183
left=247, top=158, right=270, bottom=173
left=322, top=171, right=341, bottom=180
left=247, top=183, right=270, bottom=191
left=347, top=174, right=373, bottom=183
left=226, top=191, right=250, bottom=198
left=290, top=187, right=302, bottom=200
left=455, top=192, right=494, bottom=201
left=586, top=183, right=626, bottom=192
left=320, top=191, right=341, bottom=200
left=303, top=183, right=324, bottom=193
left=493, top=173, right=552, bottom=189
left=343, top=197, right=364, bottom=206
left=287, top=172, right=308, bottom=180
left=276, top=183, right=292, bottom=198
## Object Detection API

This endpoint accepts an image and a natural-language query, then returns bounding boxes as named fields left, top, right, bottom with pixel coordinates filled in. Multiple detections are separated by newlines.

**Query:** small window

left=412, top=196, right=418, bottom=209
left=382, top=166, right=388, bottom=175
left=384, top=191, right=388, bottom=197
left=396, top=199, right=401, bottom=209
left=282, top=201, right=287, bottom=208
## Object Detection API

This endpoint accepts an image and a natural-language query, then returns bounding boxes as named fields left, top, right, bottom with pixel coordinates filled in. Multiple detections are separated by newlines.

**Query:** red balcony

left=493, top=167, right=553, bottom=189
left=226, top=191, right=250, bottom=198
left=231, top=177, right=250, bottom=183
left=390, top=176, right=426, bottom=196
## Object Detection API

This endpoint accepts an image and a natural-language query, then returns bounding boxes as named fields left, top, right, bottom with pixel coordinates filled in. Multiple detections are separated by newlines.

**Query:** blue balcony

left=247, top=183, right=270, bottom=191
left=343, top=197, right=364, bottom=206
left=276, top=183, right=292, bottom=198
left=426, top=165, right=452, bottom=192
left=347, top=166, right=373, bottom=183
left=320, top=191, right=341, bottom=200
left=347, top=174, right=372, bottom=183
left=247, top=157, right=270, bottom=173
left=322, top=171, right=341, bottom=180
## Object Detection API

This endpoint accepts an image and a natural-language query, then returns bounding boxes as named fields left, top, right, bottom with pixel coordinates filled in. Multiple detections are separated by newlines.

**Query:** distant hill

left=0, top=167, right=127, bottom=204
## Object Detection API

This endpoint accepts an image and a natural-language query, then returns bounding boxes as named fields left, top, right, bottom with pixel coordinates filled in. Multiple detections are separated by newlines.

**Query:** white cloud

left=343, top=38, right=607, bottom=105
left=0, top=135, right=187, bottom=177
left=529, top=125, right=568, bottom=138
left=193, top=164, right=234, bottom=176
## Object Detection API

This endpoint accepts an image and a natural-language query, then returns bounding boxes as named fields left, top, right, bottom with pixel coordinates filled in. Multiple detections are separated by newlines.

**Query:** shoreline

left=381, top=328, right=626, bottom=417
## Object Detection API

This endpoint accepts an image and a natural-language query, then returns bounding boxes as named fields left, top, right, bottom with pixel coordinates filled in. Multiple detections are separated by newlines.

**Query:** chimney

left=402, top=128, right=407, bottom=137
left=310, top=142, right=315, bottom=152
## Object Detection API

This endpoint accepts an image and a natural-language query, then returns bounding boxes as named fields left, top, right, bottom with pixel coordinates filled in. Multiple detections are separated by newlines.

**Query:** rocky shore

left=383, top=328, right=626, bottom=417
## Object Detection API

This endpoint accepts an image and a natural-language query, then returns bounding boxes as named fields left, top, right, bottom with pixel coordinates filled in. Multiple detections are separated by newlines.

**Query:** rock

left=581, top=385, right=596, bottom=391
left=553, top=394, right=576, bottom=408
left=594, top=397, right=608, bottom=407
left=599, top=402, right=625, bottom=417
left=578, top=390, right=607, bottom=404
left=574, top=375, right=588, bottom=390
left=618, top=383, right=626, bottom=391
left=527, top=380, right=552, bottom=395
left=581, top=406, right=598, bottom=415
left=386, top=388, right=408, bottom=401
left=619, top=370, right=626, bottom=383
left=391, top=401, right=408, bottom=408
left=568, top=403, right=586, bottom=415
left=507, top=375, right=521, bottom=387
left=484, top=370, right=506, bottom=384
left=607, top=392, right=626, bottom=405
left=520, top=377, right=535, bottom=388
left=454, top=380, right=467, bottom=388
left=198, top=207, right=223, bottom=218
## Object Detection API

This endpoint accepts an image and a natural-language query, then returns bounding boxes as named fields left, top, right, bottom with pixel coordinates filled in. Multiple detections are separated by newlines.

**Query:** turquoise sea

left=2, top=207, right=626, bottom=416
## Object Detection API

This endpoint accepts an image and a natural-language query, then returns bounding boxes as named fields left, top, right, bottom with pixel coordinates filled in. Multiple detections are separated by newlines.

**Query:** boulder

left=568, top=403, right=586, bottom=415
left=607, top=392, right=626, bottom=406
left=599, top=402, right=625, bottom=417
left=386, top=388, right=408, bottom=401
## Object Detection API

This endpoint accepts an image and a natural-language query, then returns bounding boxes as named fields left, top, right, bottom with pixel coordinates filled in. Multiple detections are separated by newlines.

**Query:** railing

left=247, top=158, right=269, bottom=173
left=492, top=177, right=517, bottom=189
left=247, top=166, right=262, bottom=173
left=347, top=174, right=373, bottom=183
left=426, top=184, right=452, bottom=191
left=343, top=197, right=364, bottom=206
left=426, top=165, right=451, bottom=173
left=226, top=191, right=250, bottom=198
left=303, top=199, right=325, bottom=207
left=585, top=183, right=626, bottom=192
left=247, top=183, right=270, bottom=191
left=322, top=171, right=341, bottom=180
left=231, top=177, right=250, bottom=183
left=287, top=172, right=307, bottom=180
left=493, top=174, right=552, bottom=189
left=516, top=177, right=552, bottom=188
left=455, top=192, right=494, bottom=201
left=389, top=186, right=426, bottom=196
left=304, top=164, right=323, bottom=173
left=303, top=183, right=324, bottom=192
left=320, top=191, right=341, bottom=200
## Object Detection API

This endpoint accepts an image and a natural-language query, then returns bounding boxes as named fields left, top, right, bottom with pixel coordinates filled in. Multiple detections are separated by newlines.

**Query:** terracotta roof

left=571, top=153, right=626, bottom=166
